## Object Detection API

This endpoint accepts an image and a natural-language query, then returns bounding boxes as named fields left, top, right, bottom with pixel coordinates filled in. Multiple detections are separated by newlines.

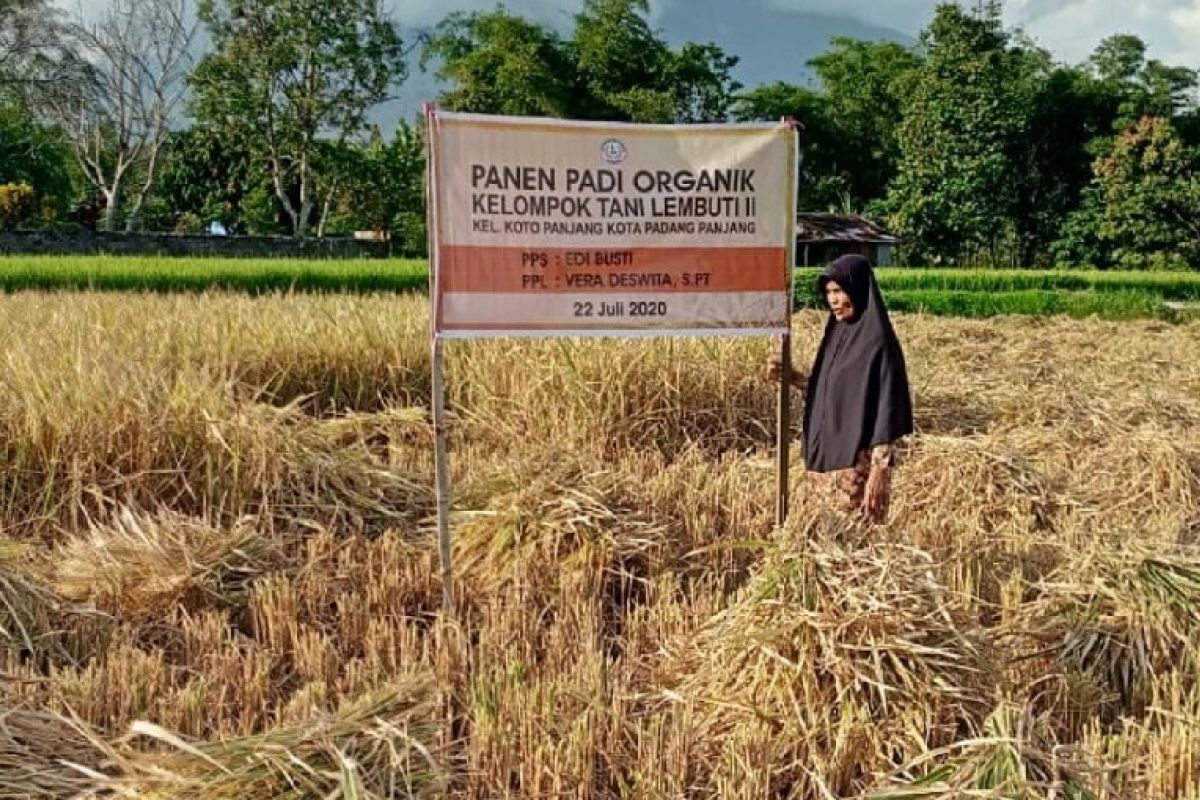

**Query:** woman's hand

left=861, top=465, right=890, bottom=521
left=766, top=355, right=785, bottom=382
left=766, top=356, right=807, bottom=389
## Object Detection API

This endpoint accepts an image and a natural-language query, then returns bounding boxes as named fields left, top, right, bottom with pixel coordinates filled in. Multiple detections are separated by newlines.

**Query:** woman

left=768, top=254, right=913, bottom=523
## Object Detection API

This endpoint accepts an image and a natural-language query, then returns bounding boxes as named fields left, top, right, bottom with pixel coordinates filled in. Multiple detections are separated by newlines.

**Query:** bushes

left=0, top=183, right=37, bottom=230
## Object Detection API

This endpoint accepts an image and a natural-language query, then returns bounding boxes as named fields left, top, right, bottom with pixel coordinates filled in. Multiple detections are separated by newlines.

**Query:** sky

left=390, top=0, right=1200, bottom=67
left=57, top=0, right=1200, bottom=127
left=58, top=0, right=1200, bottom=70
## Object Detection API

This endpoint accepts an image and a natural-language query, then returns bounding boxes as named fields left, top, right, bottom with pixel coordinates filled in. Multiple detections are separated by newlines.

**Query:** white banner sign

left=426, top=110, right=798, bottom=338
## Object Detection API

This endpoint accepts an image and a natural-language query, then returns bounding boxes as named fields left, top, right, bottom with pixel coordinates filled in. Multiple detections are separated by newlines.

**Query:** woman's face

left=825, top=280, right=855, bottom=322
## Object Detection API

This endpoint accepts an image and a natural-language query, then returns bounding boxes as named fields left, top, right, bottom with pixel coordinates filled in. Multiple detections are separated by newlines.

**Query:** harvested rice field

left=1, top=292, right=1198, bottom=799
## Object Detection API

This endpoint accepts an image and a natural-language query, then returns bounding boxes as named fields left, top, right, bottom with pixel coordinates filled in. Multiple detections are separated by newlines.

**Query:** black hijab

left=802, top=255, right=913, bottom=473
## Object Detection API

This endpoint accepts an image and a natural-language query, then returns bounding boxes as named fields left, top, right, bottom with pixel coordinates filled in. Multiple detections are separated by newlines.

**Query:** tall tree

left=0, top=93, right=74, bottom=218
left=1056, top=117, right=1200, bottom=269
left=886, top=3, right=1029, bottom=263
left=733, top=82, right=844, bottom=210
left=321, top=122, right=426, bottom=252
left=572, top=0, right=672, bottom=121
left=1042, top=36, right=1199, bottom=265
left=421, top=10, right=574, bottom=118
left=807, top=37, right=921, bottom=209
left=0, top=0, right=75, bottom=92
left=667, top=41, right=741, bottom=123
left=1010, top=56, right=1111, bottom=264
left=39, top=0, right=196, bottom=231
left=734, top=40, right=919, bottom=214
left=423, top=0, right=738, bottom=124
left=1178, top=106, right=1200, bottom=150
left=1093, top=116, right=1200, bottom=269
left=191, top=0, right=406, bottom=239
left=571, top=0, right=738, bottom=122
left=156, top=125, right=260, bottom=232
left=1089, top=35, right=1198, bottom=127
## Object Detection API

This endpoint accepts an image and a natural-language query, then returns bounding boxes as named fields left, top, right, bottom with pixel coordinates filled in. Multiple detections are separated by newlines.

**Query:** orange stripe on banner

left=438, top=246, right=788, bottom=293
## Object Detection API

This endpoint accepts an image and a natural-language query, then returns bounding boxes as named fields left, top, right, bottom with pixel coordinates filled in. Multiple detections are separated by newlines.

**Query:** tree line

left=1, top=0, right=1197, bottom=267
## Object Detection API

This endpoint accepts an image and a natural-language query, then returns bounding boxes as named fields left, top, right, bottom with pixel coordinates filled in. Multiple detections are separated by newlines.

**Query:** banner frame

left=424, top=107, right=800, bottom=612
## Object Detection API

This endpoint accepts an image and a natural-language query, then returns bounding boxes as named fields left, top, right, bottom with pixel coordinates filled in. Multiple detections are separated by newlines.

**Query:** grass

left=809, top=266, right=1200, bottom=300
left=1, top=256, right=1199, bottom=319
left=791, top=268, right=1200, bottom=319
left=0, top=292, right=1198, bottom=798
left=0, top=255, right=429, bottom=294
left=881, top=289, right=1168, bottom=320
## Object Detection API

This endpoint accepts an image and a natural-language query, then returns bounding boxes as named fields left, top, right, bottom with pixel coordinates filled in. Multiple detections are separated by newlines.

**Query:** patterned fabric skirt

left=806, top=448, right=891, bottom=524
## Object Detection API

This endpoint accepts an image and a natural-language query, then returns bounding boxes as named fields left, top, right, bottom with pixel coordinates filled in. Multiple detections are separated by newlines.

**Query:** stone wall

left=0, top=230, right=394, bottom=259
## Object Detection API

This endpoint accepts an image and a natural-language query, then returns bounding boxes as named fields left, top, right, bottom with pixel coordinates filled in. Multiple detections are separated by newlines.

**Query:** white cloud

left=762, top=0, right=1200, bottom=67
left=58, top=0, right=1200, bottom=68
left=1010, top=0, right=1200, bottom=66
left=762, top=0, right=931, bottom=32
left=1173, top=0, right=1200, bottom=30
left=1168, top=0, right=1200, bottom=62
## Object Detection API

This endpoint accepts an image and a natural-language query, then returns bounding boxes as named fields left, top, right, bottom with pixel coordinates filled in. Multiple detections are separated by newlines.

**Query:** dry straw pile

left=0, top=293, right=1198, bottom=798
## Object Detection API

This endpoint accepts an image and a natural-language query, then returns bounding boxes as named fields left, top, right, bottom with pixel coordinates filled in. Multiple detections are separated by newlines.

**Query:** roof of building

left=795, top=213, right=901, bottom=244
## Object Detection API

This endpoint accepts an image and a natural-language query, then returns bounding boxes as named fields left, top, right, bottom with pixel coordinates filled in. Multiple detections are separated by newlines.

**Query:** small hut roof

left=795, top=213, right=901, bottom=244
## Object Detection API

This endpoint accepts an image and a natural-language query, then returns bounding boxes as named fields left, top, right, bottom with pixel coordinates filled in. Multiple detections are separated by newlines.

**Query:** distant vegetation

left=0, top=256, right=430, bottom=294
left=1, top=0, right=1198, bottom=268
